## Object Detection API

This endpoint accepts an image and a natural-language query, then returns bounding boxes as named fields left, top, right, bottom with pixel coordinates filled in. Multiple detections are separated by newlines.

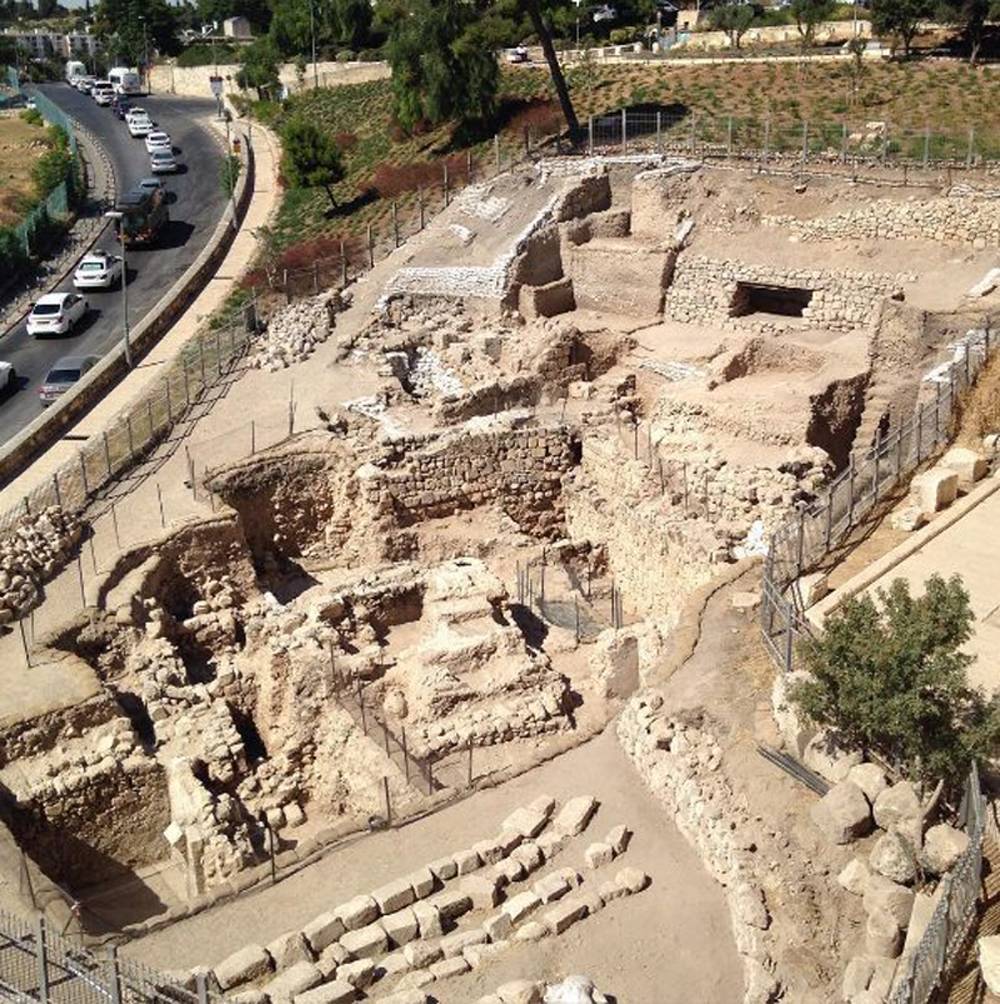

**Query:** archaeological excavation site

left=2, top=150, right=1000, bottom=1004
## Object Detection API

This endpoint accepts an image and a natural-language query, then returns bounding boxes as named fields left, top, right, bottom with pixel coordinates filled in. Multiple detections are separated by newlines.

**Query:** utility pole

left=310, top=0, right=319, bottom=91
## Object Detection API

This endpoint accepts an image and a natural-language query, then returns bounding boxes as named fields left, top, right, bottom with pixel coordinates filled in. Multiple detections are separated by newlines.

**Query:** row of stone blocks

left=210, top=795, right=605, bottom=1000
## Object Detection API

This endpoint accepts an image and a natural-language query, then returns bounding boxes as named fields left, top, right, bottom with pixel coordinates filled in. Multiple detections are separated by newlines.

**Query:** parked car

left=73, top=250, right=124, bottom=289
left=39, top=355, right=100, bottom=407
left=149, top=149, right=177, bottom=174
left=507, top=46, right=529, bottom=63
left=0, top=361, right=17, bottom=396
left=25, top=292, right=89, bottom=337
left=137, top=176, right=166, bottom=196
left=144, top=130, right=172, bottom=154
left=126, top=109, right=153, bottom=137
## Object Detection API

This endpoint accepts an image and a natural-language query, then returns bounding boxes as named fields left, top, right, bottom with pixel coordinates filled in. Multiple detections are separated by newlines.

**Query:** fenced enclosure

left=0, top=910, right=223, bottom=1004
left=587, top=107, right=1000, bottom=169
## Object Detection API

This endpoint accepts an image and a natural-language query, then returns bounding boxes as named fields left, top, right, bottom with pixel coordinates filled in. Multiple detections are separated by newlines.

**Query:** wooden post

left=967, top=126, right=975, bottom=169
left=392, top=201, right=399, bottom=247
left=164, top=377, right=172, bottom=423
left=340, top=239, right=348, bottom=285
left=467, top=735, right=474, bottom=787
left=402, top=727, right=409, bottom=782
left=111, top=501, right=121, bottom=549
left=103, top=430, right=112, bottom=476
left=51, top=472, right=62, bottom=510
left=367, top=223, right=374, bottom=268
left=358, top=677, right=367, bottom=734
left=418, top=187, right=425, bottom=230
left=79, top=452, right=88, bottom=496
left=126, top=414, right=135, bottom=459
left=466, top=148, right=472, bottom=182
left=923, top=124, right=930, bottom=168
left=443, top=162, right=450, bottom=206
left=657, top=110, right=662, bottom=153
left=847, top=454, right=856, bottom=527
left=494, top=134, right=500, bottom=175
left=18, top=619, right=30, bottom=667
left=382, top=720, right=391, bottom=756
left=250, top=420, right=256, bottom=455
left=383, top=776, right=392, bottom=825
left=157, top=483, right=165, bottom=527
left=621, top=108, right=627, bottom=152
left=841, top=122, right=848, bottom=164
left=801, top=120, right=808, bottom=163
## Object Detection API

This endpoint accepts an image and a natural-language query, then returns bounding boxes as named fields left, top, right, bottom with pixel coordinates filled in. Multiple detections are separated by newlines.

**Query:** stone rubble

left=250, top=288, right=343, bottom=371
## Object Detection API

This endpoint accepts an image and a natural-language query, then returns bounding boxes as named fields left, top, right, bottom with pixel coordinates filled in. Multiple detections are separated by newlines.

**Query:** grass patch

left=0, top=114, right=48, bottom=227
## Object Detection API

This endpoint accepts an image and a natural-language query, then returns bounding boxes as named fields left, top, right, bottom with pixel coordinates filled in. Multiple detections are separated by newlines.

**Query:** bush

left=19, top=107, right=43, bottom=127
left=336, top=50, right=357, bottom=63
left=177, top=43, right=240, bottom=67
left=609, top=27, right=640, bottom=45
left=0, top=226, right=27, bottom=273
left=504, top=99, right=564, bottom=138
left=220, top=154, right=241, bottom=197
left=370, top=154, right=471, bottom=198
left=357, top=48, right=383, bottom=62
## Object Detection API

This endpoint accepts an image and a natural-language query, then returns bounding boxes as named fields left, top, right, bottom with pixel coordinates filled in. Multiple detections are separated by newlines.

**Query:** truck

left=108, top=67, right=142, bottom=96
left=65, top=60, right=87, bottom=84
left=114, top=185, right=169, bottom=246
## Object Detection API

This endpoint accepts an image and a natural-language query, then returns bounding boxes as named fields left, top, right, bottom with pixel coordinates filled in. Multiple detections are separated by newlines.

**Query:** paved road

left=0, top=85, right=227, bottom=447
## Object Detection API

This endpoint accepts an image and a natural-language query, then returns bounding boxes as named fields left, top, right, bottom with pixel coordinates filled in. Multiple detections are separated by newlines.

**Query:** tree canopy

left=790, top=0, right=836, bottom=48
left=280, top=116, right=345, bottom=207
left=236, top=36, right=281, bottom=99
left=790, top=574, right=1000, bottom=788
left=870, top=0, right=934, bottom=56
left=93, top=0, right=181, bottom=62
left=710, top=3, right=755, bottom=49
left=938, top=0, right=1000, bottom=63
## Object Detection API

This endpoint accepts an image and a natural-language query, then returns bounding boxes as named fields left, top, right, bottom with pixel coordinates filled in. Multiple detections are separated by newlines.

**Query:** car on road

left=149, top=149, right=177, bottom=174
left=0, top=362, right=17, bottom=396
left=91, top=80, right=114, bottom=105
left=26, top=292, right=89, bottom=337
left=137, top=176, right=166, bottom=196
left=112, top=96, right=133, bottom=119
left=74, top=76, right=96, bottom=94
left=144, top=130, right=172, bottom=154
left=73, top=250, right=124, bottom=290
left=38, top=355, right=100, bottom=407
left=126, top=109, right=153, bottom=137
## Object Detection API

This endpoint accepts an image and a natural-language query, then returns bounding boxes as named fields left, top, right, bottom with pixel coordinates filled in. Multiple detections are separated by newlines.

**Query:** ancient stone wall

left=568, top=241, right=677, bottom=317
left=366, top=426, right=577, bottom=537
left=764, top=195, right=1000, bottom=249
left=664, top=256, right=911, bottom=332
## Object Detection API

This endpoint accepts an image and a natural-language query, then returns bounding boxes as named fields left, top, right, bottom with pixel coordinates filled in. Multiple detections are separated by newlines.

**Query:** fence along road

left=0, top=84, right=228, bottom=451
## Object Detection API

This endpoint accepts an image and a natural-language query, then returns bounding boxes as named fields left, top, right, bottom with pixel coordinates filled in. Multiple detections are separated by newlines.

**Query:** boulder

left=842, top=956, right=876, bottom=1000
left=214, top=945, right=273, bottom=990
left=848, top=763, right=888, bottom=804
left=865, top=908, right=902, bottom=958
left=940, top=446, right=988, bottom=491
left=804, top=732, right=862, bottom=784
left=543, top=975, right=609, bottom=1003
left=922, top=823, right=969, bottom=875
left=810, top=781, right=873, bottom=844
left=979, top=934, right=1000, bottom=993
left=863, top=874, right=915, bottom=928
left=911, top=469, right=959, bottom=515
left=837, top=858, right=870, bottom=896
left=870, top=831, right=917, bottom=885
left=497, top=981, right=544, bottom=1004
left=873, top=782, right=923, bottom=848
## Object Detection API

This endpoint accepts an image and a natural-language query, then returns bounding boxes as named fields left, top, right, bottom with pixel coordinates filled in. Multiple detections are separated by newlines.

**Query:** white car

left=144, top=130, right=172, bottom=154
left=73, top=250, right=124, bottom=289
left=150, top=149, right=177, bottom=174
left=507, top=46, right=529, bottom=63
left=26, top=292, right=89, bottom=337
left=75, top=76, right=96, bottom=93
left=126, top=110, right=153, bottom=137
left=0, top=361, right=17, bottom=396
left=93, top=87, right=114, bottom=106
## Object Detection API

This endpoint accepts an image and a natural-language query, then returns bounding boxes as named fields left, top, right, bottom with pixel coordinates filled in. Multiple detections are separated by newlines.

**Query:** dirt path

left=126, top=728, right=743, bottom=1004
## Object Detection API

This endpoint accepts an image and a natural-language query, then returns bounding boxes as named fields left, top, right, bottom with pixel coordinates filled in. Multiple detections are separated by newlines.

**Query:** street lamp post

left=104, top=211, right=131, bottom=369
left=309, top=0, right=319, bottom=90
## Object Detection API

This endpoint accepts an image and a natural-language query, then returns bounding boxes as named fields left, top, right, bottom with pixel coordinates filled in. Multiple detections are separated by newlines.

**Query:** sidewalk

left=0, top=118, right=281, bottom=514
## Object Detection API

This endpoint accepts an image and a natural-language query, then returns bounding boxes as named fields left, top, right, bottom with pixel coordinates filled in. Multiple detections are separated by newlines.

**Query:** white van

left=65, top=60, right=87, bottom=84
left=108, top=67, right=142, bottom=96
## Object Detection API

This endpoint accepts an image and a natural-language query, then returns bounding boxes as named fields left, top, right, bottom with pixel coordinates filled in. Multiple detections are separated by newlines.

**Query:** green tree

left=280, top=117, right=345, bottom=208
left=790, top=0, right=835, bottom=48
left=94, top=0, right=180, bottom=62
left=197, top=0, right=272, bottom=34
left=938, top=0, right=1000, bottom=64
left=790, top=574, right=1000, bottom=788
left=710, top=3, right=755, bottom=49
left=384, top=0, right=499, bottom=130
left=870, top=0, right=933, bottom=56
left=236, top=36, right=281, bottom=98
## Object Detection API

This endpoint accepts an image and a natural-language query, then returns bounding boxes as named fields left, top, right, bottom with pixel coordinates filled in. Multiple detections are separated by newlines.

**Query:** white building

left=222, top=16, right=253, bottom=39
left=2, top=28, right=101, bottom=61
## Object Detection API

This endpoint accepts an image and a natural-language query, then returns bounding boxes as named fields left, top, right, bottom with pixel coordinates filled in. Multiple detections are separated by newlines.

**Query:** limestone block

left=514, top=921, right=549, bottom=943
left=511, top=841, right=544, bottom=875
left=440, top=929, right=487, bottom=959
left=453, top=848, right=482, bottom=874
left=317, top=944, right=348, bottom=978
left=533, top=873, right=572, bottom=905
left=606, top=825, right=631, bottom=856
left=462, top=874, right=501, bottom=910
left=870, top=831, right=917, bottom=885
left=427, top=856, right=458, bottom=882
left=848, top=763, right=888, bottom=804
left=214, top=945, right=273, bottom=990
left=338, top=958, right=376, bottom=988
left=380, top=990, right=430, bottom=1004
left=863, top=875, right=915, bottom=928
left=553, top=796, right=598, bottom=837
left=380, top=951, right=409, bottom=976
left=543, top=897, right=588, bottom=935
left=335, top=895, right=379, bottom=931
left=292, top=980, right=356, bottom=1004
left=889, top=504, right=926, bottom=532
left=810, top=781, right=873, bottom=844
left=463, top=942, right=506, bottom=968
left=536, top=832, right=567, bottom=860
left=504, top=891, right=542, bottom=923
left=263, top=961, right=323, bottom=1003
left=940, top=446, right=988, bottom=491
left=842, top=956, right=876, bottom=1000
left=400, top=969, right=435, bottom=990
left=493, top=857, right=525, bottom=886
left=797, top=571, right=830, bottom=607
left=373, top=878, right=416, bottom=915
left=979, top=935, right=1000, bottom=993
left=302, top=913, right=345, bottom=955
left=615, top=867, right=650, bottom=894
left=496, top=981, right=544, bottom=1004
left=529, top=795, right=556, bottom=819
left=380, top=907, right=419, bottom=947
left=411, top=901, right=443, bottom=939
left=495, top=830, right=523, bottom=855
left=803, top=733, right=862, bottom=784
left=598, top=880, right=626, bottom=903
left=428, top=889, right=472, bottom=923
left=407, top=867, right=437, bottom=899
left=901, top=886, right=944, bottom=959
left=865, top=908, right=902, bottom=958
left=837, top=858, right=870, bottom=896
left=232, top=992, right=268, bottom=1004
left=502, top=805, right=549, bottom=839
left=472, top=836, right=506, bottom=866
left=483, top=911, right=513, bottom=942
left=429, top=956, right=470, bottom=979
left=266, top=931, right=314, bottom=970
left=733, top=883, right=770, bottom=930
left=576, top=888, right=605, bottom=917
left=911, top=469, right=959, bottom=515
left=584, top=842, right=614, bottom=870
left=339, top=921, right=388, bottom=960
left=873, top=782, right=923, bottom=848
left=921, top=823, right=970, bottom=875
left=403, top=937, right=442, bottom=969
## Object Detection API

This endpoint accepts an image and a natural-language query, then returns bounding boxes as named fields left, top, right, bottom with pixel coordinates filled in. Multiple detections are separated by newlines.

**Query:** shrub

left=370, top=154, right=471, bottom=198
left=358, top=49, right=383, bottom=62
left=0, top=226, right=27, bottom=272
left=334, top=132, right=358, bottom=151
left=504, top=99, right=564, bottom=138
left=19, top=107, right=42, bottom=127
left=609, top=27, right=640, bottom=45
left=220, top=154, right=241, bottom=197
left=336, top=50, right=357, bottom=63
left=177, top=43, right=239, bottom=68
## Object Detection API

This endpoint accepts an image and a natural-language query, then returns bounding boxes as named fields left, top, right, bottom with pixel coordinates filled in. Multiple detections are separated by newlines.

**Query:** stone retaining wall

left=664, top=255, right=912, bottom=332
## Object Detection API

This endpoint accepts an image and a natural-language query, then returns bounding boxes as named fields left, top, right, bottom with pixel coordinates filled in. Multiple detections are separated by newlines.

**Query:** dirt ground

left=125, top=727, right=743, bottom=1004
left=0, top=113, right=45, bottom=227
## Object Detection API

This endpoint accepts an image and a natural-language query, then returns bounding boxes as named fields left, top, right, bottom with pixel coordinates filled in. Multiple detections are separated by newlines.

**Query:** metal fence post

left=967, top=126, right=975, bottom=169
left=841, top=122, right=848, bottom=164
left=784, top=604, right=794, bottom=673
left=847, top=454, right=856, bottom=527
left=195, top=971, right=208, bottom=1004
left=923, top=125, right=931, bottom=168
left=34, top=915, right=50, bottom=1004
left=762, top=118, right=770, bottom=166
left=727, top=115, right=733, bottom=159
left=588, top=114, right=594, bottom=156
left=621, top=108, right=627, bottom=152
left=801, top=120, right=808, bottom=163
left=657, top=110, right=662, bottom=153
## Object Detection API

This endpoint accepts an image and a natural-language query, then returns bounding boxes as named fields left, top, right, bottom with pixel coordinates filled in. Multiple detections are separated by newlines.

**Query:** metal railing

left=0, top=910, right=223, bottom=1004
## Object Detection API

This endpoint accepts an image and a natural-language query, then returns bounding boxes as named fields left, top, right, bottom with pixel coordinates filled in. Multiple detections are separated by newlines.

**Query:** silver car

left=39, top=355, right=101, bottom=407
